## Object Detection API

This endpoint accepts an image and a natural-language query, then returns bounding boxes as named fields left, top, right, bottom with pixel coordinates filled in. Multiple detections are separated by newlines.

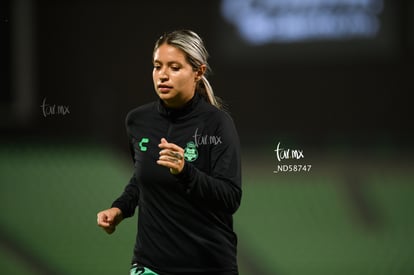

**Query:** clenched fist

left=97, top=207, right=123, bottom=234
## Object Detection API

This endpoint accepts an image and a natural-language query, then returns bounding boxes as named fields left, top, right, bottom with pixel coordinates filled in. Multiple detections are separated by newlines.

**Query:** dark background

left=2, top=0, right=413, bottom=151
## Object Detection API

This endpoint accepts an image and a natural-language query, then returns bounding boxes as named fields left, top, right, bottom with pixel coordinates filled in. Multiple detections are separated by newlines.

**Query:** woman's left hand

left=157, top=138, right=185, bottom=175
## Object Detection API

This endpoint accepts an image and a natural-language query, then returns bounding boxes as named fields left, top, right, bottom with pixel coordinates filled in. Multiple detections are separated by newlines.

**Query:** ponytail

left=197, top=76, right=222, bottom=109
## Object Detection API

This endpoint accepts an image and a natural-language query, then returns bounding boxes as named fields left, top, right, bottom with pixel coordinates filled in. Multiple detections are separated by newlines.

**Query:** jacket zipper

left=166, top=120, right=173, bottom=140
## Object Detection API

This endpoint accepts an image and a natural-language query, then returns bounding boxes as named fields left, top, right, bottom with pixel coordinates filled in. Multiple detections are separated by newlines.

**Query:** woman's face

left=153, top=44, right=202, bottom=108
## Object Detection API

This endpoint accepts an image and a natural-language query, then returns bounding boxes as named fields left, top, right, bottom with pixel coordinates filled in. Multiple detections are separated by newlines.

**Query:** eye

left=171, top=66, right=180, bottom=71
left=153, top=64, right=161, bottom=70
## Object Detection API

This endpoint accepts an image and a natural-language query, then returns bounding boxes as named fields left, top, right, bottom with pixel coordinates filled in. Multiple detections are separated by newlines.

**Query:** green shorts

left=130, top=264, right=159, bottom=275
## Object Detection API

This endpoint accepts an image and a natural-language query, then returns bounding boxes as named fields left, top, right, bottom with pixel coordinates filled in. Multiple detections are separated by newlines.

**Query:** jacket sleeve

left=111, top=136, right=140, bottom=218
left=111, top=174, right=139, bottom=218
left=175, top=113, right=242, bottom=214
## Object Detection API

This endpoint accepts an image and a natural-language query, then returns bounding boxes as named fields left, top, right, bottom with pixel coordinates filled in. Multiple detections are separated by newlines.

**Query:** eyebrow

left=153, top=60, right=183, bottom=66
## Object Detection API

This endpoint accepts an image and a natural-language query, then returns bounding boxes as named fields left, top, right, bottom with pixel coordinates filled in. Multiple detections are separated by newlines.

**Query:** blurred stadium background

left=1, top=0, right=413, bottom=274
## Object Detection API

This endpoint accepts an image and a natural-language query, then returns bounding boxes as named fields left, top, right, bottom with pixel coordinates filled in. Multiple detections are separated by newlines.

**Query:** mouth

left=157, top=84, right=173, bottom=93
left=158, top=84, right=172, bottom=88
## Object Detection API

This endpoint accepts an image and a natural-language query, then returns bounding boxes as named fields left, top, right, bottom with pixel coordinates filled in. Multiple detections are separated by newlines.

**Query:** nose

left=159, top=68, right=169, bottom=82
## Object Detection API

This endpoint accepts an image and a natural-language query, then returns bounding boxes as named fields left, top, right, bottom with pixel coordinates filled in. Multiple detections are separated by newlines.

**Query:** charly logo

left=184, top=141, right=198, bottom=162
left=138, top=138, right=149, bottom=152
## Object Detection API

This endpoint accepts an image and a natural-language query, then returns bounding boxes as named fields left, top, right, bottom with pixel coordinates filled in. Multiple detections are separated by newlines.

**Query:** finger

left=97, top=213, right=105, bottom=224
left=159, top=149, right=183, bottom=160
left=97, top=213, right=113, bottom=226
left=158, top=149, right=169, bottom=156
left=158, top=156, right=180, bottom=164
left=170, top=156, right=180, bottom=163
left=171, top=151, right=183, bottom=160
left=158, top=140, right=184, bottom=152
left=157, top=159, right=183, bottom=175
left=159, top=145, right=184, bottom=155
left=157, top=160, right=171, bottom=169
left=159, top=153, right=182, bottom=162
left=157, top=159, right=179, bottom=168
left=97, top=217, right=111, bottom=227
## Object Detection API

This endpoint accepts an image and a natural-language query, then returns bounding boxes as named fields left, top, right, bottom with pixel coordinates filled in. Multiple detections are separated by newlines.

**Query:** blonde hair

left=154, top=30, right=222, bottom=109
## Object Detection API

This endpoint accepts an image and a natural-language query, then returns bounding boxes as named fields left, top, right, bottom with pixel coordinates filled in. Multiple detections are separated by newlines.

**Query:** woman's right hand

left=97, top=207, right=123, bottom=234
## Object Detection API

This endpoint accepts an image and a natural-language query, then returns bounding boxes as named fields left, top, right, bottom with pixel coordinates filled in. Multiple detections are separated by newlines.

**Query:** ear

left=195, top=65, right=207, bottom=81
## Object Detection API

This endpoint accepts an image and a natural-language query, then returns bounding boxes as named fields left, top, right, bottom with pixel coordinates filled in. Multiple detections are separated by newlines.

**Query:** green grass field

left=1, top=142, right=413, bottom=274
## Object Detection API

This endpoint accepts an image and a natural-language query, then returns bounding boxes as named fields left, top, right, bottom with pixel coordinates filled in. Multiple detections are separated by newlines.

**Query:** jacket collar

left=158, top=93, right=201, bottom=119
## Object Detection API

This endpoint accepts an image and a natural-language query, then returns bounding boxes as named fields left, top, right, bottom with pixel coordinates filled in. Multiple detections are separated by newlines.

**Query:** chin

left=158, top=93, right=172, bottom=100
left=158, top=93, right=176, bottom=103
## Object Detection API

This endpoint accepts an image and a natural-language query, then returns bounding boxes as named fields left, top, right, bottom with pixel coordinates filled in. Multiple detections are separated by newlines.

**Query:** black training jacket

left=112, top=93, right=242, bottom=275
